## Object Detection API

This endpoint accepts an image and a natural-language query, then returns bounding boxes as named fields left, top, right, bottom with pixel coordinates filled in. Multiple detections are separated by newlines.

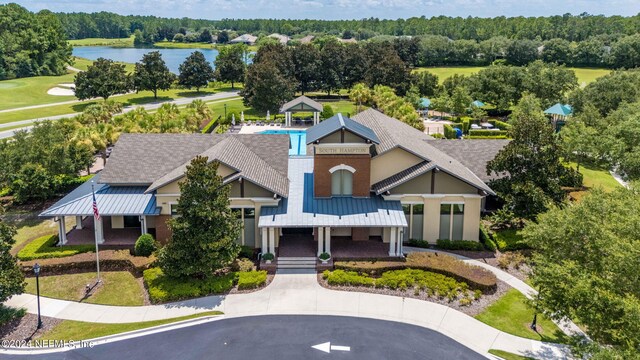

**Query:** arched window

left=331, top=169, right=353, bottom=196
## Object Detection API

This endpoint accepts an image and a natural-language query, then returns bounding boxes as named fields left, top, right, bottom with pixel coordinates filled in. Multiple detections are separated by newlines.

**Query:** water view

left=72, top=46, right=220, bottom=73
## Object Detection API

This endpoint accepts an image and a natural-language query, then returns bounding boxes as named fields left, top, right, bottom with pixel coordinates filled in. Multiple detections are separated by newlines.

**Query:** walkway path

left=5, top=269, right=570, bottom=359
left=0, top=92, right=241, bottom=139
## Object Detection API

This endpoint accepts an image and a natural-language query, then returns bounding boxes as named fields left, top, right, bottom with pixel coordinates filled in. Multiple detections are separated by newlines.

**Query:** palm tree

left=349, top=83, right=372, bottom=113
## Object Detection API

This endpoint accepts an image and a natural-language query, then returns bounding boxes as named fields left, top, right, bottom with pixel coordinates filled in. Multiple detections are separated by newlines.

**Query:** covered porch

left=64, top=216, right=153, bottom=248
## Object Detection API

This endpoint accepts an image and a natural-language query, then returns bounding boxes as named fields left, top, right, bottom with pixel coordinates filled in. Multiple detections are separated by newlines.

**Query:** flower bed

left=143, top=268, right=268, bottom=303
left=18, top=235, right=95, bottom=261
left=322, top=268, right=484, bottom=307
left=334, top=252, right=497, bottom=293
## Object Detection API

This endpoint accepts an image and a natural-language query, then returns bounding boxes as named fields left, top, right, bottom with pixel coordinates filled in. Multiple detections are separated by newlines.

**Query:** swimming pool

left=259, top=130, right=307, bottom=156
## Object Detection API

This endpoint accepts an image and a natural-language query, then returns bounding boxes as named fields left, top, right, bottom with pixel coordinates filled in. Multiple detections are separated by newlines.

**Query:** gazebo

left=420, top=98, right=431, bottom=109
left=471, top=100, right=485, bottom=108
left=280, top=95, right=323, bottom=127
left=544, top=103, right=572, bottom=120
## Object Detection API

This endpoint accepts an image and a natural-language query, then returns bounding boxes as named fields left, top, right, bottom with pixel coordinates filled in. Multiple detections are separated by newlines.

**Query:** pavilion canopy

left=544, top=103, right=573, bottom=117
left=471, top=100, right=485, bottom=108
left=280, top=95, right=323, bottom=113
left=420, top=98, right=431, bottom=109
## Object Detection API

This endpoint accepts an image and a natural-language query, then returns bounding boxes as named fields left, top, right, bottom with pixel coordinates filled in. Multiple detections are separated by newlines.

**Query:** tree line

left=0, top=3, right=71, bottom=80
left=55, top=10, right=640, bottom=42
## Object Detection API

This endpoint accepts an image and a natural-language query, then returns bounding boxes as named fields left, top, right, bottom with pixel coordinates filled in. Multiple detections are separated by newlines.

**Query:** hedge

left=468, top=130, right=509, bottom=138
left=322, top=269, right=375, bottom=287
left=443, top=124, right=457, bottom=139
left=335, top=252, right=497, bottom=293
left=467, top=135, right=509, bottom=139
left=407, top=239, right=431, bottom=249
left=480, top=224, right=497, bottom=252
left=18, top=235, right=96, bottom=261
left=237, top=270, right=267, bottom=290
left=20, top=250, right=156, bottom=277
left=143, top=267, right=236, bottom=303
left=488, top=119, right=512, bottom=130
left=201, top=116, right=219, bottom=134
left=436, top=239, right=484, bottom=251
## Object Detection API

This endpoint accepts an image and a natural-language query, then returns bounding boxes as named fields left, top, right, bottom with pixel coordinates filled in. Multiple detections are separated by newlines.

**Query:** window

left=244, top=208, right=255, bottom=218
left=439, top=203, right=464, bottom=240
left=331, top=169, right=353, bottom=196
left=123, top=216, right=140, bottom=228
left=170, top=204, right=179, bottom=217
left=413, top=204, right=424, bottom=215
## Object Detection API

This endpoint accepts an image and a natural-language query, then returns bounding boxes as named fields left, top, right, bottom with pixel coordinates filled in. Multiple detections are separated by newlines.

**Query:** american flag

left=92, top=190, right=100, bottom=221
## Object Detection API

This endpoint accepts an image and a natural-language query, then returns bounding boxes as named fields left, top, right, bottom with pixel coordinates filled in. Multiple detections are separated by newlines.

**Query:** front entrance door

left=279, top=228, right=315, bottom=257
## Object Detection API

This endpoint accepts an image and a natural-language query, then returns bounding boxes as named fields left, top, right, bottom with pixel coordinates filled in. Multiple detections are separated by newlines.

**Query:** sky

left=5, top=0, right=640, bottom=20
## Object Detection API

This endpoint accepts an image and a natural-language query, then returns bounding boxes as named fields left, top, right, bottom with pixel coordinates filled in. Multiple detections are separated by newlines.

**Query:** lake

left=72, top=46, right=221, bottom=73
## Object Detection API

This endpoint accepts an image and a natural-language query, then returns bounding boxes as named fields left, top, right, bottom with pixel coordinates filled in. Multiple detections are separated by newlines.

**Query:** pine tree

left=157, top=157, right=242, bottom=279
left=178, top=51, right=214, bottom=92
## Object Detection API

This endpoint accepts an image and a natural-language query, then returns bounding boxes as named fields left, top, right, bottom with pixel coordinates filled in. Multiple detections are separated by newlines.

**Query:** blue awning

left=40, top=173, right=159, bottom=217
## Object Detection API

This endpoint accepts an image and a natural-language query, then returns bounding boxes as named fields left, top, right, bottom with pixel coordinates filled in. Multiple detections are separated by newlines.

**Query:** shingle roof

left=371, top=161, right=436, bottom=195
left=259, top=157, right=407, bottom=228
left=40, top=173, right=158, bottom=217
left=306, top=113, right=380, bottom=144
left=280, top=95, right=323, bottom=113
left=147, top=135, right=290, bottom=197
left=427, top=139, right=510, bottom=182
left=101, top=133, right=289, bottom=197
left=351, top=109, right=495, bottom=195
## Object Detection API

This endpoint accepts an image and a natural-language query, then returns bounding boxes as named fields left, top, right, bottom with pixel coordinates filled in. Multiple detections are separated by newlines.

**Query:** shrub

left=443, top=124, right=457, bottom=139
left=407, top=239, right=431, bottom=248
left=335, top=252, right=497, bottom=292
left=237, top=270, right=267, bottom=290
left=262, top=253, right=274, bottom=261
left=0, top=305, right=26, bottom=326
left=430, top=133, right=444, bottom=139
left=468, top=130, right=509, bottom=138
left=497, top=251, right=527, bottom=270
left=239, top=246, right=255, bottom=259
left=201, top=116, right=218, bottom=134
left=143, top=267, right=236, bottom=303
left=436, top=239, right=484, bottom=251
left=322, top=270, right=375, bottom=287
left=560, top=166, right=584, bottom=187
left=479, top=224, right=497, bottom=251
left=321, top=104, right=334, bottom=119
left=231, top=258, right=255, bottom=272
left=319, top=252, right=330, bottom=260
left=18, top=235, right=95, bottom=261
left=489, top=119, right=512, bottom=130
left=135, top=234, right=156, bottom=257
left=461, top=118, right=471, bottom=134
left=492, top=229, right=529, bottom=251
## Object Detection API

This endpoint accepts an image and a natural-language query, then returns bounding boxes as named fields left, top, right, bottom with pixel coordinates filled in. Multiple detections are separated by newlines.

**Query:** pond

left=72, top=46, right=234, bottom=74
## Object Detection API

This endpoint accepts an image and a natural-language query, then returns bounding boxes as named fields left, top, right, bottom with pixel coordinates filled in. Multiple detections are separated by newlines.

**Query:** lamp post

left=33, top=263, right=42, bottom=330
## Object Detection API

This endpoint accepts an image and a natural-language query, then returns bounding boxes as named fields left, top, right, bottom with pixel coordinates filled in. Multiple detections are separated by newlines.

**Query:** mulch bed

left=317, top=273, right=509, bottom=317
left=0, top=314, right=62, bottom=342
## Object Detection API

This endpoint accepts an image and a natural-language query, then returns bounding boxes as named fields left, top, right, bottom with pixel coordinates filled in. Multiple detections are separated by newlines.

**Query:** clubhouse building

left=41, top=109, right=496, bottom=263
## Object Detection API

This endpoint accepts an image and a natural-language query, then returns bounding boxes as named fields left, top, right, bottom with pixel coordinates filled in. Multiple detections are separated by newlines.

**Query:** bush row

left=468, top=130, right=509, bottom=138
left=143, top=267, right=267, bottom=303
left=443, top=124, right=458, bottom=139
left=488, top=119, right=512, bottom=130
left=436, top=239, right=485, bottom=251
left=335, top=252, right=497, bottom=293
left=466, top=135, right=509, bottom=139
left=17, top=235, right=95, bottom=261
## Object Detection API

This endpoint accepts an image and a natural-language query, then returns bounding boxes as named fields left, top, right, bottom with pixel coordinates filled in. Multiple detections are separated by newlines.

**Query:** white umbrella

left=266, top=110, right=270, bottom=121
left=232, top=114, right=236, bottom=126
left=241, top=111, right=245, bottom=122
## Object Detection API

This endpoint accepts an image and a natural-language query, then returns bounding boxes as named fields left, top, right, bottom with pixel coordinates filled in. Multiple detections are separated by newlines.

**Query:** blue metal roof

left=306, top=113, right=380, bottom=145
left=420, top=98, right=431, bottom=109
left=471, top=100, right=485, bottom=108
left=259, top=157, right=406, bottom=228
left=40, top=173, right=159, bottom=217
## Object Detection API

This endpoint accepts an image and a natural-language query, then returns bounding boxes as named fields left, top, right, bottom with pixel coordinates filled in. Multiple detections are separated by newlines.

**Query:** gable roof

left=306, top=113, right=380, bottom=144
left=371, top=161, right=436, bottom=195
left=427, top=139, right=510, bottom=182
left=352, top=109, right=495, bottom=195
left=100, top=133, right=289, bottom=197
left=280, top=95, right=323, bottom=113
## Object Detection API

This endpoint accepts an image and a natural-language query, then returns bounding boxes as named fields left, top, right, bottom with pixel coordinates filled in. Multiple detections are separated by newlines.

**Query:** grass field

left=41, top=311, right=223, bottom=341
left=413, top=66, right=610, bottom=86
left=25, top=272, right=145, bottom=306
left=0, top=72, right=77, bottom=110
left=488, top=349, right=535, bottom=360
left=8, top=216, right=74, bottom=252
left=475, top=289, right=568, bottom=344
left=68, top=36, right=135, bottom=47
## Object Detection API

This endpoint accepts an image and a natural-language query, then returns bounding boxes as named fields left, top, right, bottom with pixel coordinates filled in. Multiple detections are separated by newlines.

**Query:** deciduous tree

left=157, top=157, right=242, bottom=278
left=0, top=218, right=24, bottom=304
left=133, top=51, right=176, bottom=100
left=74, top=58, right=130, bottom=101
left=214, top=45, right=246, bottom=89
left=179, top=51, right=215, bottom=92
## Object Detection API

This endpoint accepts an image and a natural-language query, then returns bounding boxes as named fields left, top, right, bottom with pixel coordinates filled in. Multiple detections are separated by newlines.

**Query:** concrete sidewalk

left=5, top=269, right=570, bottom=359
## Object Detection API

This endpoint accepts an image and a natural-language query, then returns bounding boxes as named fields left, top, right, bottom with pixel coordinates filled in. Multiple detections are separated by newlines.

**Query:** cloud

left=7, top=0, right=640, bottom=19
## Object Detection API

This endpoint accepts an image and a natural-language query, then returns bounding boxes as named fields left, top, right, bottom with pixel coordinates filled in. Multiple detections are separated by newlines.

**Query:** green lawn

left=326, top=100, right=358, bottom=117
left=568, top=163, right=622, bottom=192
left=68, top=36, right=134, bottom=47
left=25, top=272, right=145, bottom=306
left=413, top=66, right=610, bottom=86
left=0, top=72, right=77, bottom=110
left=70, top=56, right=135, bottom=72
left=9, top=216, right=74, bottom=252
left=488, top=349, right=535, bottom=360
left=154, top=41, right=215, bottom=49
left=40, top=311, right=223, bottom=341
left=475, top=289, right=568, bottom=344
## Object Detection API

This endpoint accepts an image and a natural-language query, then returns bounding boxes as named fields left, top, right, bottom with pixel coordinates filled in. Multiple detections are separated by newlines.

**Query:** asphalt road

left=4, top=315, right=487, bottom=360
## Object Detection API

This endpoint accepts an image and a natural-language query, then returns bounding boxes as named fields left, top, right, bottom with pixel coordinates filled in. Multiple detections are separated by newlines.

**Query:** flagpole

left=91, top=181, right=101, bottom=284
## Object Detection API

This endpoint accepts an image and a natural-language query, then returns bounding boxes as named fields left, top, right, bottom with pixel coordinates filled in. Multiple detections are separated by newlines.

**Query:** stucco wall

left=434, top=172, right=478, bottom=194
left=370, top=148, right=423, bottom=185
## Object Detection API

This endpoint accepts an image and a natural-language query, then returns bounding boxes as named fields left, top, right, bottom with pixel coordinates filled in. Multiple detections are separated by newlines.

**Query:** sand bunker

left=47, top=83, right=75, bottom=96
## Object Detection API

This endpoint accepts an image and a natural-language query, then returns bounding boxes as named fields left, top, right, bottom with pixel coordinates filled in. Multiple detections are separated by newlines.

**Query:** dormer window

left=330, top=165, right=355, bottom=196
